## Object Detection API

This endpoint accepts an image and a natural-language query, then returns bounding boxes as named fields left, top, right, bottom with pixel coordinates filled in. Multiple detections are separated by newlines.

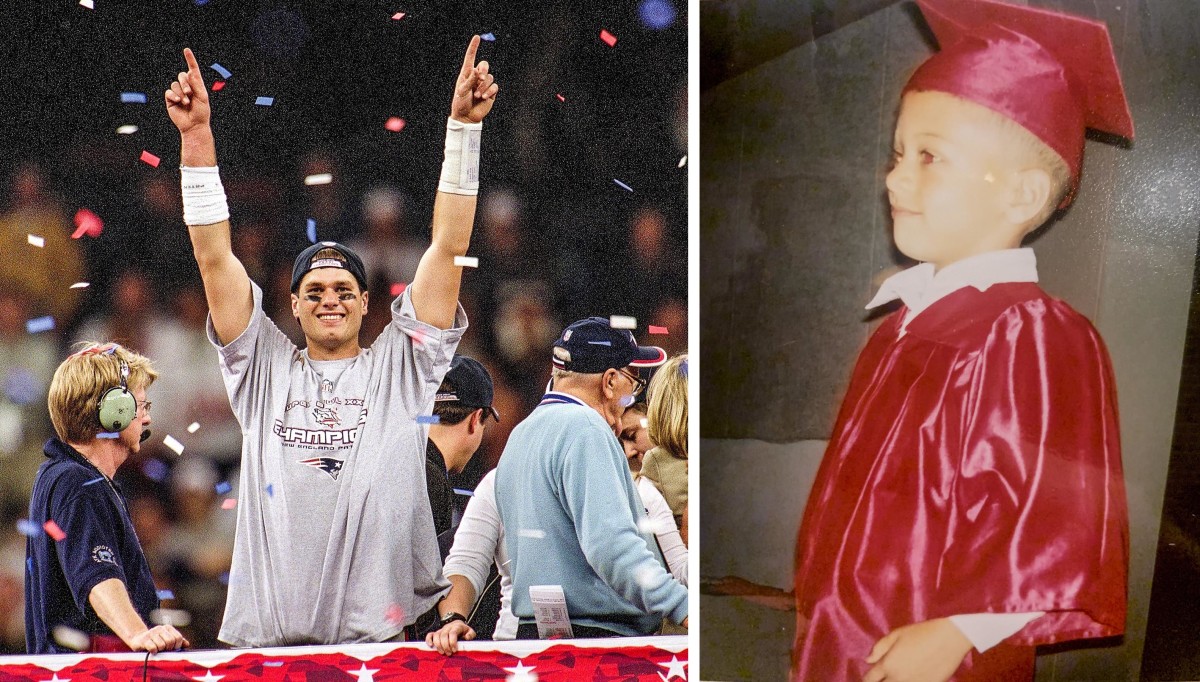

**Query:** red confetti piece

left=385, top=603, right=406, bottom=624
left=44, top=520, right=66, bottom=541
left=385, top=116, right=406, bottom=132
left=212, top=81, right=225, bottom=92
left=392, top=12, right=405, bottom=20
left=221, top=498, right=237, bottom=510
left=72, top=208, right=104, bottom=239
left=556, top=93, right=565, bottom=102
left=139, top=150, right=161, bottom=167
left=648, top=325, right=669, bottom=335
left=390, top=282, right=407, bottom=297
left=600, top=29, right=617, bottom=47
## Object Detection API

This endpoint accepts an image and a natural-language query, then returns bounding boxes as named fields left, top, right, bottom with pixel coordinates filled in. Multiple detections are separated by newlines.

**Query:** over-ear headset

left=76, top=344, right=137, bottom=433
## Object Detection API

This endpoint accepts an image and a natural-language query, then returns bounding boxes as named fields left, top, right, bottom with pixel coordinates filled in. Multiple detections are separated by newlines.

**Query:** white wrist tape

left=181, top=165, right=230, bottom=225
left=438, top=117, right=483, bottom=195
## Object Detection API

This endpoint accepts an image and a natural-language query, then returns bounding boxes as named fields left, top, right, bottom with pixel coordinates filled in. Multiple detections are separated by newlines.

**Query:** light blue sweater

left=495, top=396, right=689, bottom=635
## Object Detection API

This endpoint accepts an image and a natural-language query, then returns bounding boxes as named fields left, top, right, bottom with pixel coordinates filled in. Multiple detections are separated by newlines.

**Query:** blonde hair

left=990, top=111, right=1072, bottom=228
left=49, top=342, right=158, bottom=444
left=647, top=353, right=687, bottom=460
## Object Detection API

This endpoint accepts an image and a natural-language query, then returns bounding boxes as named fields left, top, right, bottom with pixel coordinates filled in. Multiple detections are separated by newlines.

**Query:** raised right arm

left=165, top=48, right=252, bottom=345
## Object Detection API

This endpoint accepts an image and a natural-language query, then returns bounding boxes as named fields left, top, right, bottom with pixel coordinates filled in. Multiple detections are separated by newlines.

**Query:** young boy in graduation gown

left=791, top=1, right=1132, bottom=680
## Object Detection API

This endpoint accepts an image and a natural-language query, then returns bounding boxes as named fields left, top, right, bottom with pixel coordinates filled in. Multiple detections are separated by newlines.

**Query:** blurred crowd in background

left=0, top=0, right=686, bottom=651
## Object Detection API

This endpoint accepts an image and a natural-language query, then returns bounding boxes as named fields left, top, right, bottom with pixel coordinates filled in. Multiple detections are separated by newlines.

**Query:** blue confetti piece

left=120, top=92, right=147, bottom=104
left=255, top=96, right=274, bottom=106
left=27, top=557, right=32, bottom=574
left=416, top=415, right=440, bottom=424
left=195, top=0, right=209, bottom=5
left=218, top=571, right=230, bottom=585
left=215, top=481, right=232, bottom=495
left=452, top=488, right=475, bottom=497
left=83, top=477, right=105, bottom=487
left=143, top=458, right=168, bottom=482
left=587, top=340, right=612, bottom=346
left=16, top=519, right=41, bottom=537
left=97, top=432, right=120, bottom=439
left=480, top=32, right=496, bottom=41
left=156, top=589, right=175, bottom=600
left=680, top=358, right=688, bottom=379
left=210, top=63, right=231, bottom=79
left=306, top=218, right=317, bottom=243
left=613, top=178, right=634, bottom=192
left=25, top=316, right=55, bottom=334
left=265, top=483, right=274, bottom=497
left=5, top=368, right=41, bottom=405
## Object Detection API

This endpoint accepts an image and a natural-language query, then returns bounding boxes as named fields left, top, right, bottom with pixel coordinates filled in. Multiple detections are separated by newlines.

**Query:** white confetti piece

left=635, top=563, right=661, bottom=589
left=163, top=434, right=185, bottom=456
left=639, top=417, right=649, bottom=429
left=453, top=256, right=479, bottom=268
left=27, top=234, right=44, bottom=248
left=149, top=608, right=192, bottom=627
left=187, top=422, right=200, bottom=433
left=70, top=282, right=90, bottom=289
left=52, top=625, right=90, bottom=651
left=304, top=173, right=333, bottom=186
left=609, top=315, right=637, bottom=330
left=116, top=124, right=138, bottom=135
left=678, top=156, right=687, bottom=168
left=79, top=0, right=93, bottom=8
left=518, top=528, right=546, bottom=539
left=613, top=178, right=634, bottom=192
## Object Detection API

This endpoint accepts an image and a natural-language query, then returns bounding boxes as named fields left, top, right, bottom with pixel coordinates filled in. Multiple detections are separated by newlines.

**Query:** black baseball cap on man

left=291, top=241, right=369, bottom=293
left=552, top=317, right=667, bottom=373
left=435, top=355, right=501, bottom=422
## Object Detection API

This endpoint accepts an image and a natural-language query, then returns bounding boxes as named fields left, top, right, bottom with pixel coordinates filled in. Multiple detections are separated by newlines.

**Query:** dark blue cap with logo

left=435, top=355, right=501, bottom=422
left=291, top=241, right=369, bottom=292
left=552, top=317, right=667, bottom=373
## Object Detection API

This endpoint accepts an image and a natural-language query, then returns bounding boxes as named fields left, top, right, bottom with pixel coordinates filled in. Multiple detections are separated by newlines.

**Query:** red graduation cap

left=904, top=0, right=1134, bottom=204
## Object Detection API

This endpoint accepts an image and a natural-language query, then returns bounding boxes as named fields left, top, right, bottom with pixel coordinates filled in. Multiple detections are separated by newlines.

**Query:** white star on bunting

left=503, top=660, right=538, bottom=682
left=347, top=663, right=380, bottom=682
left=658, top=655, right=688, bottom=680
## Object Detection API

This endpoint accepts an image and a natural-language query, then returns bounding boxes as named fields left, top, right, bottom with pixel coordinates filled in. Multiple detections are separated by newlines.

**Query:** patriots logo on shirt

left=300, top=457, right=344, bottom=480
left=313, top=405, right=340, bottom=428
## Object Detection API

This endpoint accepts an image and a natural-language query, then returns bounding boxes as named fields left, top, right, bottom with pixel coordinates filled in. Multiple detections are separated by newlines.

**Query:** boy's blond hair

left=49, top=342, right=157, bottom=444
left=990, top=108, right=1072, bottom=228
left=647, top=353, right=687, bottom=461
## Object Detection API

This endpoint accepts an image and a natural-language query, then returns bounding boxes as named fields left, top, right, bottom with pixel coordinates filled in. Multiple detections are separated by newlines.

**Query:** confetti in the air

left=215, top=481, right=232, bottom=495
left=210, top=63, right=231, bottom=79
left=70, top=282, right=90, bottom=289
left=16, top=519, right=41, bottom=537
left=619, top=394, right=636, bottom=408
left=385, top=116, right=406, bottom=132
left=556, top=93, right=565, bottom=102
left=97, top=432, right=120, bottom=439
left=518, top=528, right=546, bottom=539
left=304, top=173, right=333, bottom=186
left=639, top=417, right=649, bottom=429
left=52, top=625, right=90, bottom=651
left=265, top=483, right=274, bottom=497
left=634, top=562, right=661, bottom=589
left=416, top=415, right=440, bottom=424
left=609, top=315, right=636, bottom=330
left=648, top=325, right=668, bottom=334
left=680, top=358, right=688, bottom=379
left=120, top=92, right=147, bottom=104
left=218, top=572, right=230, bottom=585
left=391, top=12, right=405, bottom=20
left=453, top=256, right=479, bottom=268
left=43, top=520, right=66, bottom=541
left=83, top=477, right=105, bottom=487
left=212, top=81, right=225, bottom=92
left=600, top=29, right=618, bottom=47
left=390, top=282, right=407, bottom=297
left=221, top=498, right=237, bottom=510
left=157, top=589, right=175, bottom=600
left=149, top=608, right=192, bottom=627
left=140, top=150, right=161, bottom=167
left=613, top=178, right=634, bottom=192
left=306, top=218, right=317, bottom=243
left=452, top=488, right=475, bottom=497
left=27, top=234, right=44, bottom=248
left=255, top=96, right=274, bottom=106
left=73, top=208, right=104, bottom=238
left=679, top=156, right=687, bottom=168
left=163, top=434, right=185, bottom=456
left=187, top=422, right=200, bottom=433
left=638, top=516, right=674, bottom=535
left=480, top=32, right=496, bottom=41
left=143, top=458, right=168, bottom=481
left=587, top=340, right=612, bottom=346
left=26, top=316, right=54, bottom=334
left=116, top=125, right=138, bottom=135
left=79, top=0, right=94, bottom=9
left=385, top=603, right=406, bottom=625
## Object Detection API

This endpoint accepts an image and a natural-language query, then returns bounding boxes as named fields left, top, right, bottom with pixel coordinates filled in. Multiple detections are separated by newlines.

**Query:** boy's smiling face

left=886, top=91, right=1030, bottom=270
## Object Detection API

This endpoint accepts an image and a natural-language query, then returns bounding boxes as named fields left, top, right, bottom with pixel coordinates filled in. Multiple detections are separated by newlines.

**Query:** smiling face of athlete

left=291, top=268, right=369, bottom=361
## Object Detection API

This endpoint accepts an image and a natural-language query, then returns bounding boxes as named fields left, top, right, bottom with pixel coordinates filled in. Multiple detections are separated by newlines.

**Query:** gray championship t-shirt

left=209, top=282, right=465, bottom=646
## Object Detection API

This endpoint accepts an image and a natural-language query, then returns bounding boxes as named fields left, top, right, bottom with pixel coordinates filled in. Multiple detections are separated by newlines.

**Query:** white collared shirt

left=866, top=248, right=1039, bottom=335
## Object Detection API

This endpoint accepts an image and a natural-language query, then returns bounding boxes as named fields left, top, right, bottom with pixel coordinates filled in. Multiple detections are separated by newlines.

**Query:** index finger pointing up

left=460, top=35, right=481, bottom=75
left=183, top=47, right=201, bottom=74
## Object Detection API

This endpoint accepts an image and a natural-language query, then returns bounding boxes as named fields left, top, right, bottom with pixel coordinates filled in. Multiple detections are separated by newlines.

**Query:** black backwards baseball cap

left=552, top=317, right=667, bottom=373
left=435, top=355, right=501, bottom=422
left=291, top=241, right=369, bottom=293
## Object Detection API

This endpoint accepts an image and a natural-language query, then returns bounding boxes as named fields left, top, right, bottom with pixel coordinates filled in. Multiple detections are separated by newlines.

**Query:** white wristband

left=181, top=165, right=230, bottom=226
left=438, top=117, right=482, bottom=195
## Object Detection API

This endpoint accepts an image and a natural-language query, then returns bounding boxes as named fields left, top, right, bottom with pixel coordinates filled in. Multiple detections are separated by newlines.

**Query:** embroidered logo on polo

left=92, top=545, right=116, bottom=565
left=299, top=457, right=344, bottom=480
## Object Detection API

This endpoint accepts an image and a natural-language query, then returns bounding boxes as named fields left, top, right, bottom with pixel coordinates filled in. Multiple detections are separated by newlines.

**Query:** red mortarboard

left=905, top=0, right=1134, bottom=204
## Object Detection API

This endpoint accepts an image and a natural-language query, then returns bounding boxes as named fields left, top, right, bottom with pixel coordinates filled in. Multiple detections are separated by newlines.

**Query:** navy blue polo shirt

left=25, top=438, right=159, bottom=653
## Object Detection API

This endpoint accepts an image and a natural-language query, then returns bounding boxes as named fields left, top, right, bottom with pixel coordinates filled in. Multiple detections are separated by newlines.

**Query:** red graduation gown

left=791, top=283, right=1128, bottom=681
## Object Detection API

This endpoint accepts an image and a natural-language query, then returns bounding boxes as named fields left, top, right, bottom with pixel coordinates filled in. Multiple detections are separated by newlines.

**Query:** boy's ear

left=1004, top=167, right=1053, bottom=231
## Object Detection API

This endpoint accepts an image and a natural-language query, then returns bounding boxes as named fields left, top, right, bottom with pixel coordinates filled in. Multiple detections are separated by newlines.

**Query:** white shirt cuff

left=947, top=611, right=1045, bottom=653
